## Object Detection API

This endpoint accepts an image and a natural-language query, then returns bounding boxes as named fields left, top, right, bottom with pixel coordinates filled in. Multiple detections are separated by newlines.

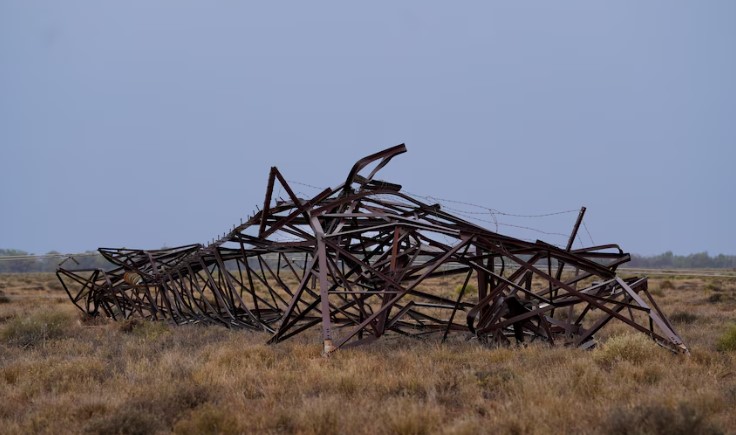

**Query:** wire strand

left=582, top=221, right=595, bottom=245
left=0, top=252, right=101, bottom=262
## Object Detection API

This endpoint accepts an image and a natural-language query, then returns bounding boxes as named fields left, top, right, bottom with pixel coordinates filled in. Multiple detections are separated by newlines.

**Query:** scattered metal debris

left=58, top=145, right=687, bottom=353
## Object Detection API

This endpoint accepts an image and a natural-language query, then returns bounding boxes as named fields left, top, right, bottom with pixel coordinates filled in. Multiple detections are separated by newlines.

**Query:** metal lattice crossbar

left=57, top=144, right=687, bottom=354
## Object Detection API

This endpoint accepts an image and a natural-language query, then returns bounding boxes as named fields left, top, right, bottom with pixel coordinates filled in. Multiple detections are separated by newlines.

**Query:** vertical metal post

left=555, top=206, right=586, bottom=282
left=477, top=246, right=488, bottom=301
left=317, top=235, right=334, bottom=353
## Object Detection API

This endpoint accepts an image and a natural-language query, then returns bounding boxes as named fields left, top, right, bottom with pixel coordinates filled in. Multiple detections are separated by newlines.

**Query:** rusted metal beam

left=58, top=144, right=687, bottom=355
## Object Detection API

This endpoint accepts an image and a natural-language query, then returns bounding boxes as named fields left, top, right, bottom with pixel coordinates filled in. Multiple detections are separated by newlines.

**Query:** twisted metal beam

left=58, top=144, right=687, bottom=354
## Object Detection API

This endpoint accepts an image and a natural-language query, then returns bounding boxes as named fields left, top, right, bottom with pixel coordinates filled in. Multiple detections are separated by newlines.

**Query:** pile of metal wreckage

left=58, top=145, right=687, bottom=354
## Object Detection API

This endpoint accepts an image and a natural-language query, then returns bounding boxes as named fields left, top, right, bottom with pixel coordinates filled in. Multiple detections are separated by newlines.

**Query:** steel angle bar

left=57, top=144, right=686, bottom=354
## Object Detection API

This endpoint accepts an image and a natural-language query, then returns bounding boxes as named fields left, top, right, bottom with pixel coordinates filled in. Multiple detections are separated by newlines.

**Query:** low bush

left=1, top=310, right=73, bottom=347
left=120, top=318, right=170, bottom=339
left=660, top=279, right=675, bottom=290
left=593, top=333, right=656, bottom=368
left=716, top=324, right=736, bottom=352
left=454, top=283, right=477, bottom=297
left=87, top=382, right=212, bottom=435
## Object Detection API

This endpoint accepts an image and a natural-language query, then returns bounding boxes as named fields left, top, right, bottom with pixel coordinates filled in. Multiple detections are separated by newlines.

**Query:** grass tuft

left=1, top=310, right=73, bottom=347
left=670, top=311, right=699, bottom=324
left=455, top=283, right=477, bottom=296
left=296, top=399, right=340, bottom=435
left=86, top=409, right=161, bottom=435
left=120, top=318, right=170, bottom=339
left=87, top=382, right=212, bottom=434
left=593, top=333, right=656, bottom=368
left=716, top=324, right=736, bottom=352
left=604, top=402, right=721, bottom=435
left=649, top=287, right=665, bottom=297
left=173, top=404, right=242, bottom=435
left=387, top=401, right=442, bottom=435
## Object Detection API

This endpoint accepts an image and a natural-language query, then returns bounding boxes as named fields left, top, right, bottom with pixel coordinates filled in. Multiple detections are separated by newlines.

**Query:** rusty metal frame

left=58, top=144, right=687, bottom=354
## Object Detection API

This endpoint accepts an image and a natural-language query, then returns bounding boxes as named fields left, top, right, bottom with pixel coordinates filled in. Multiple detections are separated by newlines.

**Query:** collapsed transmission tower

left=58, top=145, right=687, bottom=354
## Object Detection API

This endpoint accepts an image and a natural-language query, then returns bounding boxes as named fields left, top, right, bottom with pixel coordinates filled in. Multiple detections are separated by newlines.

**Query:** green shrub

left=660, top=279, right=675, bottom=290
left=716, top=324, right=736, bottom=352
left=1, top=310, right=73, bottom=347
left=454, top=283, right=477, bottom=297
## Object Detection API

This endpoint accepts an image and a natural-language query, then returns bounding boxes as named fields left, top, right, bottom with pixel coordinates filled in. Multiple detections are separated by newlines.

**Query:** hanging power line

left=0, top=252, right=101, bottom=262
left=279, top=180, right=591, bottom=248
left=582, top=220, right=595, bottom=246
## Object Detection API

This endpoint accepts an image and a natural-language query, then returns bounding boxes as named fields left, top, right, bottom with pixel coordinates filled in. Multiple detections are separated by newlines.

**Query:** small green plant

left=716, top=324, right=736, bottom=352
left=454, top=283, right=477, bottom=297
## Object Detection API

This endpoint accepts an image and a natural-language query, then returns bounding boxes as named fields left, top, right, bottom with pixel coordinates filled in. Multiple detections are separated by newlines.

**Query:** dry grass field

left=1, top=271, right=736, bottom=434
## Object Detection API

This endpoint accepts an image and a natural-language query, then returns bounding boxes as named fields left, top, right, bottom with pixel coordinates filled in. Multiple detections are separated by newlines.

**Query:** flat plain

left=1, top=272, right=735, bottom=434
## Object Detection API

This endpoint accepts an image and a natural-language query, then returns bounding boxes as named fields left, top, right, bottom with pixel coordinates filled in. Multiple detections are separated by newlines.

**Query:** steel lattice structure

left=58, top=145, right=688, bottom=354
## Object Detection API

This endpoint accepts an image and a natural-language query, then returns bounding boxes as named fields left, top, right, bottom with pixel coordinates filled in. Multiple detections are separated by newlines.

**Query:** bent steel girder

left=58, top=144, right=687, bottom=354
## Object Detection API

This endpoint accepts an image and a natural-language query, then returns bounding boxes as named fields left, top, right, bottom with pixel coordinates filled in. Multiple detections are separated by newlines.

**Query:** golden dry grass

left=1, top=273, right=736, bottom=434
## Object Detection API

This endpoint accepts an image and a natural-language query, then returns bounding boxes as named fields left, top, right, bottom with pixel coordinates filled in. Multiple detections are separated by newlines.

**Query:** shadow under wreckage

left=58, top=145, right=687, bottom=354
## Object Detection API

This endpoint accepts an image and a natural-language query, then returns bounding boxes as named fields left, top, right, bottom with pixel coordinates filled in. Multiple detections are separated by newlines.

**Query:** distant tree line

left=0, top=249, right=113, bottom=273
left=627, top=251, right=736, bottom=269
left=1, top=249, right=735, bottom=273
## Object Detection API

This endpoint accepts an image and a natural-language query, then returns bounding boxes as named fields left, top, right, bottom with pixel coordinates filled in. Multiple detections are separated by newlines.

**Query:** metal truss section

left=58, top=144, right=687, bottom=354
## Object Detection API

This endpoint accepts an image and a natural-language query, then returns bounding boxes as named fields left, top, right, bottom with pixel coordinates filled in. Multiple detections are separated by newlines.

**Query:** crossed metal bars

left=58, top=144, right=687, bottom=354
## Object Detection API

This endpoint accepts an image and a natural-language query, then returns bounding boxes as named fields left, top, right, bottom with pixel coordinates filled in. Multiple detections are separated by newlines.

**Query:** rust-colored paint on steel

left=57, top=145, right=687, bottom=354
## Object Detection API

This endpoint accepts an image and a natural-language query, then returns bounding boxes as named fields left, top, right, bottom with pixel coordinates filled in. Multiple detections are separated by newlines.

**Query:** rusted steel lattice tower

left=58, top=145, right=687, bottom=354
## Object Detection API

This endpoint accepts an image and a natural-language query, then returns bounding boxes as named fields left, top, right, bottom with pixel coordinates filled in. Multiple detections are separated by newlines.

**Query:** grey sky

left=1, top=1, right=734, bottom=256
